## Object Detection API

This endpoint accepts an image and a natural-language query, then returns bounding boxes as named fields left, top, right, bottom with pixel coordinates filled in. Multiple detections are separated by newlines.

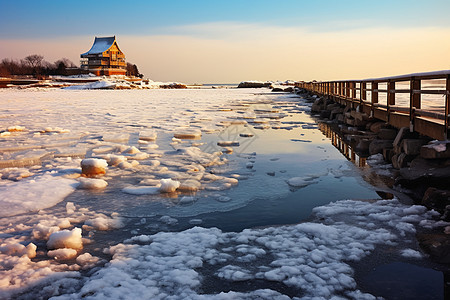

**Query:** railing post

left=345, top=82, right=350, bottom=100
left=361, top=82, right=367, bottom=101
left=372, top=82, right=378, bottom=104
left=387, top=80, right=395, bottom=106
left=409, top=77, right=421, bottom=132
left=445, top=75, right=450, bottom=139
left=351, top=82, right=356, bottom=101
left=371, top=81, right=378, bottom=117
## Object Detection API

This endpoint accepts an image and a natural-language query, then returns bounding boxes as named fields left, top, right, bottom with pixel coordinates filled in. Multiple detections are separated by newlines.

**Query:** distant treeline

left=0, top=54, right=143, bottom=78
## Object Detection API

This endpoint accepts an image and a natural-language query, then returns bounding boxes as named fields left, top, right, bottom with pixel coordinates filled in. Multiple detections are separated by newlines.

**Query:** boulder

left=369, top=139, right=393, bottom=155
left=378, top=128, right=397, bottom=140
left=392, top=153, right=414, bottom=169
left=400, top=157, right=450, bottom=181
left=402, top=139, right=428, bottom=155
left=421, top=141, right=450, bottom=159
left=383, top=147, right=395, bottom=163
left=356, top=139, right=371, bottom=152
left=417, top=233, right=450, bottom=263
left=422, top=187, right=450, bottom=212
left=369, top=122, right=387, bottom=133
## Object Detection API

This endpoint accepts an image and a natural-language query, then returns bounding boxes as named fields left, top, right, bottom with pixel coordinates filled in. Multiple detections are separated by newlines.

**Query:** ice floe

left=45, top=198, right=442, bottom=299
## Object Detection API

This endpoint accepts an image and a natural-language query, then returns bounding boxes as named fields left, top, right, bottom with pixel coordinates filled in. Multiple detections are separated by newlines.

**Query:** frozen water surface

left=0, top=88, right=447, bottom=299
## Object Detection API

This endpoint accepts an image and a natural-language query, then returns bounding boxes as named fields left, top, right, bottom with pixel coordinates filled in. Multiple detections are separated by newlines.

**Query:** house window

left=112, top=53, right=117, bottom=61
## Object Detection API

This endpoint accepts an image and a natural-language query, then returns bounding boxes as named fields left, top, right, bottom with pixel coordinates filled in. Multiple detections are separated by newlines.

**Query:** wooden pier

left=295, top=70, right=450, bottom=140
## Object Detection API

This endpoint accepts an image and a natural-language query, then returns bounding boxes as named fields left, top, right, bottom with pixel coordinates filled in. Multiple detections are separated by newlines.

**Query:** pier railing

left=295, top=70, right=450, bottom=140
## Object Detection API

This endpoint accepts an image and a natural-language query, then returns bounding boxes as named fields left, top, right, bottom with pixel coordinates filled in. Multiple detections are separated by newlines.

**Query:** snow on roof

left=81, top=36, right=116, bottom=56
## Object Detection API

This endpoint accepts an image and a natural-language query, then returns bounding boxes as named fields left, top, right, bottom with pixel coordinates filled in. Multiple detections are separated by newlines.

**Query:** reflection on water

left=318, top=121, right=367, bottom=168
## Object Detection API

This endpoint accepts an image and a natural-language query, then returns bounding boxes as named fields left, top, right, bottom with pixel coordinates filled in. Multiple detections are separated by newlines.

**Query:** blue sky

left=2, top=0, right=449, bottom=38
left=1, top=0, right=450, bottom=82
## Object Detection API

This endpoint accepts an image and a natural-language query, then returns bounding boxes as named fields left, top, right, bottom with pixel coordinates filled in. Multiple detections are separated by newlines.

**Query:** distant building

left=80, top=36, right=126, bottom=76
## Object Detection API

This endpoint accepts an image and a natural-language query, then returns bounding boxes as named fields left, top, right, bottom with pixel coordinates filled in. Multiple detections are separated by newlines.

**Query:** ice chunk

left=189, top=219, right=202, bottom=225
left=76, top=253, right=100, bottom=269
left=0, top=175, right=77, bottom=217
left=217, top=141, right=240, bottom=147
left=81, top=158, right=108, bottom=176
left=217, top=265, right=254, bottom=281
left=178, top=180, right=201, bottom=192
left=107, top=154, right=127, bottom=166
left=66, top=202, right=76, bottom=214
left=85, top=215, right=124, bottom=230
left=123, top=146, right=140, bottom=154
left=7, top=125, right=26, bottom=132
left=139, top=130, right=158, bottom=141
left=239, top=133, right=254, bottom=137
left=159, top=215, right=178, bottom=225
left=400, top=249, right=423, bottom=259
left=287, top=176, right=318, bottom=188
left=102, top=133, right=129, bottom=143
left=159, top=178, right=180, bottom=193
left=47, top=248, right=78, bottom=260
left=78, top=178, right=108, bottom=189
left=122, top=186, right=160, bottom=195
left=0, top=242, right=36, bottom=259
left=173, top=128, right=202, bottom=140
left=47, top=228, right=83, bottom=250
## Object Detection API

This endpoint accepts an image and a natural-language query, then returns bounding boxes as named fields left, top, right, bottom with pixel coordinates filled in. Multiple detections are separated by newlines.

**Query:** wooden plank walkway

left=295, top=70, right=450, bottom=140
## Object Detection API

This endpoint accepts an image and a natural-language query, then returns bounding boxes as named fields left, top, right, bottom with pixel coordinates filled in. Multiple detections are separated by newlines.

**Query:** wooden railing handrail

left=295, top=70, right=450, bottom=140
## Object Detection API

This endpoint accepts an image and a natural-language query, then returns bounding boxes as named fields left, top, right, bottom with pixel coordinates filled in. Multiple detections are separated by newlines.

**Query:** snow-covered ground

left=0, top=88, right=447, bottom=299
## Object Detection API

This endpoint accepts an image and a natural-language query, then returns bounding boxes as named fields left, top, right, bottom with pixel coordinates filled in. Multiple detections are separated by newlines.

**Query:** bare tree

left=126, top=62, right=143, bottom=78
left=23, top=54, right=44, bottom=76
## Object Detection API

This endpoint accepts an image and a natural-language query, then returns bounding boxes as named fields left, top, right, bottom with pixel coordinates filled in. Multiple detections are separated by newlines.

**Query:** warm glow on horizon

left=1, top=1, right=449, bottom=83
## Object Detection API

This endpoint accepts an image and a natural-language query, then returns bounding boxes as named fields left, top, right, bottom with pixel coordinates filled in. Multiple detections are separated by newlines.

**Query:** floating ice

left=239, top=133, right=254, bottom=137
left=217, top=141, right=239, bottom=147
left=81, top=158, right=108, bottom=176
left=287, top=176, right=319, bottom=187
left=47, top=228, right=83, bottom=250
left=139, top=130, right=157, bottom=141
left=178, top=179, right=202, bottom=192
left=160, top=178, right=180, bottom=193
left=7, top=125, right=26, bottom=132
left=0, top=175, right=78, bottom=217
left=173, top=127, right=202, bottom=140
left=400, top=248, right=423, bottom=259
left=47, top=248, right=78, bottom=260
left=122, top=186, right=160, bottom=195
left=56, top=197, right=436, bottom=299
left=78, top=178, right=108, bottom=189
left=76, top=253, right=101, bottom=269
left=84, top=214, right=124, bottom=231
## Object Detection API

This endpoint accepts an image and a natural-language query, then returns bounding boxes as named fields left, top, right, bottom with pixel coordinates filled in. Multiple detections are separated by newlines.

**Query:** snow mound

left=63, top=80, right=116, bottom=90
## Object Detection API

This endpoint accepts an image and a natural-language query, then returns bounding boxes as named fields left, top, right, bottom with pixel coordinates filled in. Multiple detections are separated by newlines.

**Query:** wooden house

left=80, top=36, right=126, bottom=76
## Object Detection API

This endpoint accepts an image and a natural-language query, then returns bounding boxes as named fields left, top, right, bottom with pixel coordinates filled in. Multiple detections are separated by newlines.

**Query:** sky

left=1, top=0, right=449, bottom=83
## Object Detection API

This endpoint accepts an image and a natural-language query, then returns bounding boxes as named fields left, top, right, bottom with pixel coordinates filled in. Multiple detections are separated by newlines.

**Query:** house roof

left=81, top=36, right=116, bottom=56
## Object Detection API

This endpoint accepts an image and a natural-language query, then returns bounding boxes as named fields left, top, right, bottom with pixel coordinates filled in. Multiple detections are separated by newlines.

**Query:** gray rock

left=378, top=128, right=398, bottom=140
left=369, top=139, right=393, bottom=155
left=402, top=139, right=428, bottom=155
left=421, top=142, right=450, bottom=159
left=369, top=122, right=387, bottom=133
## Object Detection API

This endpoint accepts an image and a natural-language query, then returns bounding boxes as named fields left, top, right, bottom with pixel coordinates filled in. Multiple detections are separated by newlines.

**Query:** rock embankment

left=298, top=88, right=450, bottom=262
